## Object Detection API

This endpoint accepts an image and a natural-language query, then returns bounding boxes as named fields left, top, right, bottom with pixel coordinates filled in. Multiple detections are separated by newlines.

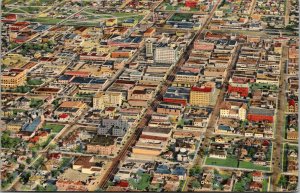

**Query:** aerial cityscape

left=0, top=0, right=299, bottom=192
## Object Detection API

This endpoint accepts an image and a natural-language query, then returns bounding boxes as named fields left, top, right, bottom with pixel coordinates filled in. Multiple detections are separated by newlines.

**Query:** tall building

left=190, top=86, right=214, bottom=106
left=145, top=39, right=153, bottom=57
left=98, top=115, right=128, bottom=136
left=93, top=91, right=123, bottom=109
left=1, top=68, right=26, bottom=89
left=154, top=44, right=181, bottom=64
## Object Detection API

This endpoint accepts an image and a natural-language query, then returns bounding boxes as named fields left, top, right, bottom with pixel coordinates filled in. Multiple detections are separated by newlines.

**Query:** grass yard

left=7, top=9, right=26, bottom=13
left=26, top=17, right=63, bottom=25
left=44, top=124, right=65, bottom=133
left=129, top=173, right=151, bottom=191
left=282, top=143, right=298, bottom=171
left=27, top=79, right=43, bottom=86
left=250, top=83, right=278, bottom=91
left=169, top=13, right=193, bottom=21
left=238, top=161, right=270, bottom=171
left=30, top=99, right=43, bottom=108
left=205, top=156, right=238, bottom=168
left=19, top=6, right=43, bottom=13
left=262, top=178, right=269, bottom=192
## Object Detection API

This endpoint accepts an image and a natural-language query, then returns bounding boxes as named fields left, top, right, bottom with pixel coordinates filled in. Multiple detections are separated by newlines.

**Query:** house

left=106, top=18, right=117, bottom=27
left=287, top=131, right=298, bottom=140
left=287, top=99, right=298, bottom=113
left=14, top=96, right=31, bottom=108
left=252, top=171, right=263, bottom=182
left=249, top=181, right=262, bottom=191
left=209, top=149, right=227, bottom=159
left=289, top=175, right=298, bottom=184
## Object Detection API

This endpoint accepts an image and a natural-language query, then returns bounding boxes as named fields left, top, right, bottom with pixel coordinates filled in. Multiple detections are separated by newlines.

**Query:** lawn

left=19, top=6, right=43, bottom=13
left=14, top=85, right=32, bottom=93
left=169, top=13, right=193, bottom=21
left=26, top=17, right=63, bottom=25
left=282, top=143, right=298, bottom=171
left=128, top=173, right=151, bottom=191
left=30, top=99, right=43, bottom=108
left=205, top=156, right=238, bottom=168
left=7, top=8, right=26, bottom=13
left=13, top=109, right=26, bottom=115
left=27, top=79, right=43, bottom=86
left=162, top=3, right=198, bottom=11
left=238, top=161, right=270, bottom=171
left=76, top=93, right=94, bottom=98
left=58, top=158, right=72, bottom=170
left=262, top=178, right=269, bottom=192
left=44, top=124, right=65, bottom=133
left=250, top=83, right=278, bottom=91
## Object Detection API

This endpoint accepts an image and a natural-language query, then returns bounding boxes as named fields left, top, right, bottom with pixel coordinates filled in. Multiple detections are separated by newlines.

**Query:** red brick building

left=247, top=107, right=274, bottom=123
left=185, top=0, right=197, bottom=8
left=163, top=97, right=188, bottom=106
left=228, top=82, right=249, bottom=97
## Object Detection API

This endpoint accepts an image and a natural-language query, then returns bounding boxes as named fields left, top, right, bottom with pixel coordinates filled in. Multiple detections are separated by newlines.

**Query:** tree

left=234, top=182, right=245, bottom=192
left=194, top=166, right=201, bottom=174
left=26, top=157, right=31, bottom=164
left=21, top=172, right=31, bottom=184
left=278, top=175, right=288, bottom=188
left=189, top=168, right=195, bottom=176
left=191, top=180, right=201, bottom=189
left=19, top=164, right=25, bottom=171
left=51, top=170, right=60, bottom=178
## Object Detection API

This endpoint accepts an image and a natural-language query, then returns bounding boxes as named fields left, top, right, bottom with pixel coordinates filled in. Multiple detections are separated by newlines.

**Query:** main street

left=98, top=0, right=222, bottom=189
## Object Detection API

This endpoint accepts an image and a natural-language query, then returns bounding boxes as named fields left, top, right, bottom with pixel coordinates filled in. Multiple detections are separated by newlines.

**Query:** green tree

left=234, top=182, right=245, bottom=192
left=189, top=168, right=195, bottom=176
left=191, top=180, right=201, bottom=189
left=26, top=157, right=31, bottom=164
left=278, top=175, right=288, bottom=188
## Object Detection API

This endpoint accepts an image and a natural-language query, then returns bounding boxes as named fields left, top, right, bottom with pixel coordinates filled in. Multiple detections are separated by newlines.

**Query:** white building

left=154, top=44, right=182, bottom=64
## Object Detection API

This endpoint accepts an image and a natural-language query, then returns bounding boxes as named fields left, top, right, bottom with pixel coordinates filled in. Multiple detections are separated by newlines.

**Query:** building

left=54, top=101, right=87, bottom=118
left=93, top=91, right=123, bottom=109
left=106, top=18, right=117, bottom=27
left=190, top=86, right=214, bottom=106
left=174, top=71, right=199, bottom=83
left=98, top=115, right=128, bottom=136
left=185, top=0, right=197, bottom=8
left=163, top=87, right=190, bottom=106
left=219, top=101, right=247, bottom=120
left=56, top=169, right=99, bottom=191
left=154, top=44, right=182, bottom=64
left=228, top=80, right=249, bottom=97
left=145, top=39, right=154, bottom=57
left=86, top=135, right=117, bottom=155
left=72, top=156, right=103, bottom=175
left=1, top=68, right=27, bottom=89
left=247, top=107, right=275, bottom=123
left=287, top=99, right=298, bottom=113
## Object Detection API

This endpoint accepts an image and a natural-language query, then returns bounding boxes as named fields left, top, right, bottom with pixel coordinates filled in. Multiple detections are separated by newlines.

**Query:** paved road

left=98, top=0, right=223, bottom=188
left=184, top=43, right=241, bottom=191
left=270, top=44, right=288, bottom=191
